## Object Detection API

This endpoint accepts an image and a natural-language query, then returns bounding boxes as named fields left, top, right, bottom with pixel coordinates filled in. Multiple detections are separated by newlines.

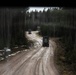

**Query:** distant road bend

left=0, top=31, right=59, bottom=75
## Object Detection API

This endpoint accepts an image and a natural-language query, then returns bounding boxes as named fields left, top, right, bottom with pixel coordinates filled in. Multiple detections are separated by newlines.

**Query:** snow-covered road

left=0, top=31, right=59, bottom=75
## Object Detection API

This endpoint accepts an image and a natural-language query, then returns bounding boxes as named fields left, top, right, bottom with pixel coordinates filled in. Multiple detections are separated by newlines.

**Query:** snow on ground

left=0, top=31, right=59, bottom=75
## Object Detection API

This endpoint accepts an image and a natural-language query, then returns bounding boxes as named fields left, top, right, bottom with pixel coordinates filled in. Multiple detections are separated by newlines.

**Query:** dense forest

left=0, top=7, right=76, bottom=75
left=25, top=7, right=76, bottom=74
left=0, top=8, right=29, bottom=52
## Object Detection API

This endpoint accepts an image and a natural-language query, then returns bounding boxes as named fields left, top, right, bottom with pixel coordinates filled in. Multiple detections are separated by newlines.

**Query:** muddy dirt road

left=0, top=31, right=59, bottom=75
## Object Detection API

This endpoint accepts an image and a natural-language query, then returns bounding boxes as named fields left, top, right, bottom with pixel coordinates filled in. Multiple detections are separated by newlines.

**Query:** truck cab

left=42, top=36, right=49, bottom=47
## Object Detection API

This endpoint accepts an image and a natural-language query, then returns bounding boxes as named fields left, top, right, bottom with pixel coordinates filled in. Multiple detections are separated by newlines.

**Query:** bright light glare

left=27, top=7, right=51, bottom=12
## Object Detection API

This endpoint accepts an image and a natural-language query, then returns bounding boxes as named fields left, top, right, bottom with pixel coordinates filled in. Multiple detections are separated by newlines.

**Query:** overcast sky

left=27, top=7, right=51, bottom=12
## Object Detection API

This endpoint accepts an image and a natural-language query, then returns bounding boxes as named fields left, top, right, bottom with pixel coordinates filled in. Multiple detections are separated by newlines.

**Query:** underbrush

left=11, top=40, right=34, bottom=53
left=54, top=39, right=76, bottom=75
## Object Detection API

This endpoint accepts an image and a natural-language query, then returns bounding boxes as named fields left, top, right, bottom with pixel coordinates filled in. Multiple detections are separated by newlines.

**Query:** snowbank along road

left=0, top=31, right=59, bottom=75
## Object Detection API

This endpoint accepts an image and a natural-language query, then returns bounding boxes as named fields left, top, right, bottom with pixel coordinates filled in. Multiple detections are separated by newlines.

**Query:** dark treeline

left=0, top=8, right=29, bottom=50
left=25, top=7, right=76, bottom=29
left=25, top=7, right=76, bottom=72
